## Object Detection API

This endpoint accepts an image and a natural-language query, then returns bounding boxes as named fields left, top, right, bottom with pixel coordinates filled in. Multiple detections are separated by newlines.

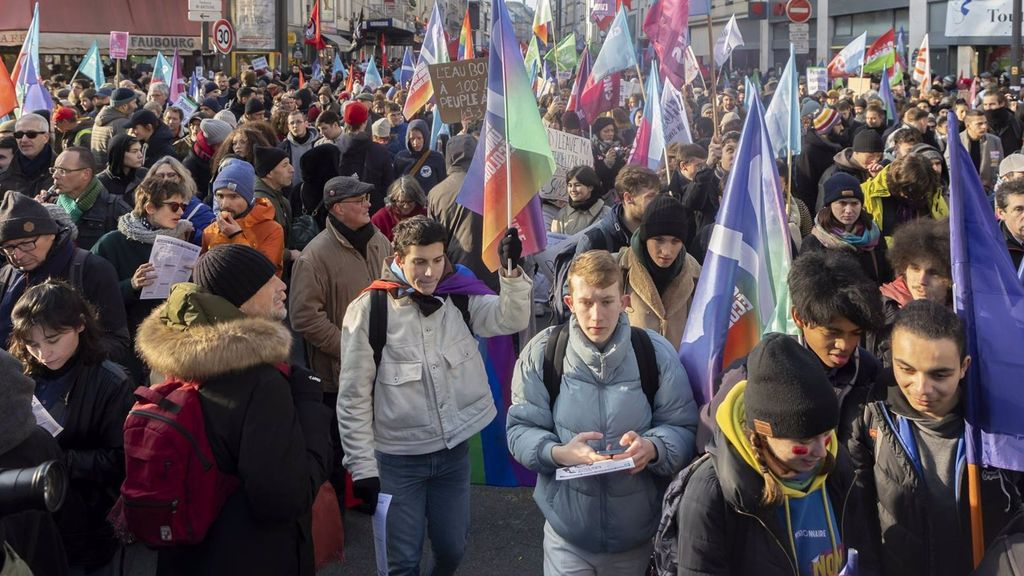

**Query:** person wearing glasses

left=370, top=176, right=428, bottom=242
left=46, top=147, right=131, bottom=251
left=0, top=113, right=55, bottom=198
left=148, top=156, right=216, bottom=246
left=0, top=191, right=130, bottom=366
left=201, top=160, right=285, bottom=277
left=91, top=178, right=194, bottom=383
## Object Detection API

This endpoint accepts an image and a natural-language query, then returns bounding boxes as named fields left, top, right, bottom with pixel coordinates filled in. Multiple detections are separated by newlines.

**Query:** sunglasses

left=159, top=201, right=187, bottom=213
left=14, top=131, right=45, bottom=139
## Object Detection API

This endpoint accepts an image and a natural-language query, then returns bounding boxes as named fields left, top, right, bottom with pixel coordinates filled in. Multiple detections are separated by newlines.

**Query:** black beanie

left=0, top=191, right=59, bottom=243
left=245, top=98, right=265, bottom=115
left=744, top=333, right=839, bottom=439
left=193, top=245, right=276, bottom=308
left=253, top=145, right=289, bottom=178
left=852, top=130, right=884, bottom=153
left=821, top=173, right=864, bottom=207
left=640, top=195, right=688, bottom=242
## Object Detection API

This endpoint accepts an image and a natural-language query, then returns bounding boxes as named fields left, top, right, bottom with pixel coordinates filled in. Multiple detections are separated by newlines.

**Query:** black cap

left=253, top=145, right=289, bottom=178
left=323, top=176, right=374, bottom=208
left=0, top=191, right=59, bottom=243
left=821, top=173, right=864, bottom=207
left=129, top=109, right=160, bottom=128
left=852, top=130, right=884, bottom=153
left=640, top=195, right=688, bottom=243
left=193, top=245, right=277, bottom=308
left=244, top=98, right=264, bottom=115
left=744, top=333, right=839, bottom=439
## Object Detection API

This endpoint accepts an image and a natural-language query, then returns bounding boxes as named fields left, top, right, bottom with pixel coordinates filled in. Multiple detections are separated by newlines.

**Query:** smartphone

left=596, top=448, right=626, bottom=456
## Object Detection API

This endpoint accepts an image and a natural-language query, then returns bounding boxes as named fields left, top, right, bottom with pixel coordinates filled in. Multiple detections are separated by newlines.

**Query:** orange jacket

left=201, top=198, right=285, bottom=277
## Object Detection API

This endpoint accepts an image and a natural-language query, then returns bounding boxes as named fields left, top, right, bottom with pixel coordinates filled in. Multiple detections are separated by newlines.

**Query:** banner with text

left=946, top=0, right=1016, bottom=36
left=806, top=67, right=828, bottom=94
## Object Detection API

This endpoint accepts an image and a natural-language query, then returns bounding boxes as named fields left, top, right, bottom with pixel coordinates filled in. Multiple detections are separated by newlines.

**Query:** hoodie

left=393, top=119, right=446, bottom=193
left=91, top=105, right=131, bottom=166
left=278, top=126, right=320, bottom=187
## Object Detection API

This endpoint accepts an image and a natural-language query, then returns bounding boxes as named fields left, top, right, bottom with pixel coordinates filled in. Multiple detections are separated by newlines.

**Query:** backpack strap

left=448, top=293, right=473, bottom=336
left=369, top=289, right=388, bottom=370
left=69, top=249, right=88, bottom=292
left=543, top=324, right=571, bottom=412
left=630, top=327, right=660, bottom=409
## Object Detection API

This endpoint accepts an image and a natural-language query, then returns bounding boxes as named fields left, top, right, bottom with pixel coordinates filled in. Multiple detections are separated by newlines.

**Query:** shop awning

left=322, top=33, right=353, bottom=52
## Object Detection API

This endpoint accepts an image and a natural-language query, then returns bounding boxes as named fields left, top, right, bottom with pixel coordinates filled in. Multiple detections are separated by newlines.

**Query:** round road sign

left=212, top=19, right=234, bottom=55
left=785, top=0, right=812, bottom=24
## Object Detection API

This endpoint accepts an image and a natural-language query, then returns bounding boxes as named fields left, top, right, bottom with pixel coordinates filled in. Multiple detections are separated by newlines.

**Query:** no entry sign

left=785, top=0, right=812, bottom=24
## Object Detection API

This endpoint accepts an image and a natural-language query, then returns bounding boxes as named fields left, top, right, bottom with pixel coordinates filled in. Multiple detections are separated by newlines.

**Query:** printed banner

left=806, top=67, right=828, bottom=94
left=946, top=0, right=1016, bottom=36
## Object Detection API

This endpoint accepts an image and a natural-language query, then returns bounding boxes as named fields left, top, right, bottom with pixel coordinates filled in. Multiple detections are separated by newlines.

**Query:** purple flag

left=947, top=110, right=1024, bottom=472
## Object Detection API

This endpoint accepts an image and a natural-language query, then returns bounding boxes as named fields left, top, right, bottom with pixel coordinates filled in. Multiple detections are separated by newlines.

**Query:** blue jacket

left=507, top=315, right=698, bottom=554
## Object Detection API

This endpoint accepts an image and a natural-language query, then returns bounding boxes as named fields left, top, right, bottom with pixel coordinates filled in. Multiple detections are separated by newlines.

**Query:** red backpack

left=111, top=379, right=240, bottom=547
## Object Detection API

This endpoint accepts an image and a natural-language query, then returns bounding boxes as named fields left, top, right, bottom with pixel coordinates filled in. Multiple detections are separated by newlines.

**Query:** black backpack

left=367, top=288, right=471, bottom=370
left=541, top=323, right=660, bottom=411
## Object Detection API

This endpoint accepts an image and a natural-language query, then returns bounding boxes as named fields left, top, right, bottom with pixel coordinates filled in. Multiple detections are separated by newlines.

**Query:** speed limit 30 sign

left=212, top=19, right=234, bottom=54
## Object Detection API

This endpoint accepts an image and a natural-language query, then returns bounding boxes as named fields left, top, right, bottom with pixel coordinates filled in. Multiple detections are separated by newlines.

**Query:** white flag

left=713, top=14, right=744, bottom=68
left=662, top=82, right=693, bottom=146
left=912, top=34, right=930, bottom=86
left=684, top=45, right=701, bottom=86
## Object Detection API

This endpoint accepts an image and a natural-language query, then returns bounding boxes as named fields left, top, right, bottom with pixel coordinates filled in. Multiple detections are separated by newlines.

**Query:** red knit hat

left=343, top=101, right=369, bottom=128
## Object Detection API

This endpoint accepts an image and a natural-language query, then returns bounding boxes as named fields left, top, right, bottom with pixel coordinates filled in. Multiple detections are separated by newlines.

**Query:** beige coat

left=617, top=247, right=701, bottom=349
left=550, top=199, right=612, bottom=235
left=337, top=263, right=532, bottom=481
left=289, top=218, right=392, bottom=391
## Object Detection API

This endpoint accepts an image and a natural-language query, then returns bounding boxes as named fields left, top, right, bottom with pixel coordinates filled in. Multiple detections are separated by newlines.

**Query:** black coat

left=0, top=427, right=68, bottom=576
left=0, top=147, right=55, bottom=197
left=676, top=426, right=880, bottom=575
left=793, top=131, right=842, bottom=210
left=183, top=150, right=213, bottom=201
left=800, top=233, right=893, bottom=286
left=135, top=309, right=333, bottom=576
left=849, top=386, right=1024, bottom=576
left=143, top=124, right=180, bottom=166
left=337, top=131, right=396, bottom=214
left=37, top=359, right=133, bottom=569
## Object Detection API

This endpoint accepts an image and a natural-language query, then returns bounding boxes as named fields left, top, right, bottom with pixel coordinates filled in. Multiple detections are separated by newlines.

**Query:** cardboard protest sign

left=428, top=58, right=487, bottom=124
left=539, top=128, right=592, bottom=202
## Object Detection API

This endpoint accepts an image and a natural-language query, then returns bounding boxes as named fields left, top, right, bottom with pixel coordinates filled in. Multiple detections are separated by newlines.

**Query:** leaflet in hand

left=140, top=235, right=201, bottom=300
left=555, top=457, right=635, bottom=481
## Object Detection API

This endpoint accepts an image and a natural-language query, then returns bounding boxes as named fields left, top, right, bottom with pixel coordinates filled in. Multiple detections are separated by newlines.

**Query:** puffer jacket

left=337, top=260, right=532, bottom=481
left=861, top=164, right=949, bottom=246
left=289, top=217, right=391, bottom=391
left=90, top=105, right=131, bottom=166
left=677, top=381, right=880, bottom=575
left=616, top=245, right=701, bottom=349
left=201, top=198, right=285, bottom=276
left=550, top=198, right=611, bottom=235
left=136, top=284, right=332, bottom=576
left=506, top=315, right=698, bottom=554
left=393, top=119, right=446, bottom=193
left=849, top=385, right=1023, bottom=576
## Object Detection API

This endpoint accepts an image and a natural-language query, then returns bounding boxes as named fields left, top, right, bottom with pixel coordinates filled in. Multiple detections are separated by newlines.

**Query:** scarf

left=810, top=213, right=881, bottom=251
left=631, top=230, right=683, bottom=297
left=17, top=145, right=54, bottom=178
left=367, top=259, right=495, bottom=317
left=330, top=214, right=375, bottom=258
left=117, top=212, right=194, bottom=244
left=57, top=177, right=104, bottom=223
left=569, top=195, right=601, bottom=212
left=192, top=131, right=216, bottom=162
left=879, top=276, right=914, bottom=307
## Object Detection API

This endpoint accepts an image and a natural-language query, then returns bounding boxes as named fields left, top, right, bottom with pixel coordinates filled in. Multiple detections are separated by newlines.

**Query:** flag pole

left=502, top=18, right=514, bottom=277
left=705, top=13, right=720, bottom=138
left=968, top=464, right=986, bottom=567
left=635, top=63, right=647, bottom=100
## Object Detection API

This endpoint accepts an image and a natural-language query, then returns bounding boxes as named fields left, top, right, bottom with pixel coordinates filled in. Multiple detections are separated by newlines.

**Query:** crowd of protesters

left=0, top=54, right=1022, bottom=576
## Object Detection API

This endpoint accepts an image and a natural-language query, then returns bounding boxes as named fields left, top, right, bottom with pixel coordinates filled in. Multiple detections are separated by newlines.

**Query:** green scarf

left=57, top=178, right=104, bottom=223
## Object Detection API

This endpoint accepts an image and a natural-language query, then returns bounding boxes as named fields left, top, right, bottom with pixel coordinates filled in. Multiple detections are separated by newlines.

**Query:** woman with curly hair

left=9, top=279, right=133, bottom=575
left=210, top=124, right=273, bottom=180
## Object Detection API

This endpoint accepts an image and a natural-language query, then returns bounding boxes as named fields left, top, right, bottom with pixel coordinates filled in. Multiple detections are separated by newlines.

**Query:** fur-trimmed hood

left=135, top=284, right=292, bottom=381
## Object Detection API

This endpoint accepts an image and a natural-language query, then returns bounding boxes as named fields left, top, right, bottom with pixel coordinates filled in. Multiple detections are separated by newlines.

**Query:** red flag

left=643, top=0, right=691, bottom=89
left=0, top=57, right=16, bottom=118
left=305, top=0, right=327, bottom=50
left=299, top=69, right=306, bottom=89
left=380, top=33, right=386, bottom=62
left=346, top=63, right=354, bottom=93
left=579, top=71, right=622, bottom=121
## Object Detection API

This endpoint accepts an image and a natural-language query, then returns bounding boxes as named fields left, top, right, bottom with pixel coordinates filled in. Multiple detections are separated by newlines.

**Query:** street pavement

left=317, top=485, right=545, bottom=575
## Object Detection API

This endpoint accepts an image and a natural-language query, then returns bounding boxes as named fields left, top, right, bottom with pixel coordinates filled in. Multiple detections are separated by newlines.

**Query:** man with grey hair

left=91, top=86, right=138, bottom=165
left=0, top=113, right=54, bottom=196
left=147, top=81, right=170, bottom=109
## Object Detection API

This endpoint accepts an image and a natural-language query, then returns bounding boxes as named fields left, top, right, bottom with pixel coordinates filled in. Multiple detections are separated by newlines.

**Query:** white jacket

left=337, top=266, right=533, bottom=481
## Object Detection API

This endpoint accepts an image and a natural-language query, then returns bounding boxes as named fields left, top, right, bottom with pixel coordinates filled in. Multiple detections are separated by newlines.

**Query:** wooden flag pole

left=706, top=12, right=720, bottom=138
left=635, top=63, right=647, bottom=100
left=968, top=464, right=986, bottom=567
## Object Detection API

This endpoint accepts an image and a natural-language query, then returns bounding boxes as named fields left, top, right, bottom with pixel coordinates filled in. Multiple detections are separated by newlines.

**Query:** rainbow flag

left=532, top=0, right=553, bottom=45
left=456, top=0, right=556, bottom=272
left=458, top=8, right=474, bottom=60
left=402, top=1, right=447, bottom=120
left=679, top=95, right=797, bottom=405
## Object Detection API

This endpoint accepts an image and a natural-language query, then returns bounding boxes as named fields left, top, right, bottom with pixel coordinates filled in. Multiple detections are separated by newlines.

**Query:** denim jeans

left=376, top=442, right=471, bottom=576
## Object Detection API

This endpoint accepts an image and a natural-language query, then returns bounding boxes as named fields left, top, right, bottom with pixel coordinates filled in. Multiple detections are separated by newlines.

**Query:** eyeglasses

left=340, top=194, right=371, bottom=204
left=13, top=131, right=45, bottom=139
left=49, top=166, right=89, bottom=176
left=1, top=238, right=37, bottom=255
left=159, top=201, right=187, bottom=213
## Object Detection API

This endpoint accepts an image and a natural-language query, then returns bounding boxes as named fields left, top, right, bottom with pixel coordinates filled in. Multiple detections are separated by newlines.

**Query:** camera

left=0, top=461, right=68, bottom=517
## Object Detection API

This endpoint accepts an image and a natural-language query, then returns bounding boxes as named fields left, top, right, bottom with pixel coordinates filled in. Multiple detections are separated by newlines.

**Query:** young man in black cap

left=242, top=97, right=266, bottom=124
left=128, top=109, right=177, bottom=167
left=0, top=190, right=130, bottom=365
left=850, top=300, right=1021, bottom=576
left=290, top=175, right=391, bottom=510
left=135, top=244, right=332, bottom=576
left=252, top=145, right=298, bottom=263
left=816, top=130, right=885, bottom=211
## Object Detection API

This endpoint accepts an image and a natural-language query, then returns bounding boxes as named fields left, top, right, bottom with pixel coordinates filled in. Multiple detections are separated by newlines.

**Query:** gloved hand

left=499, top=227, right=523, bottom=271
left=352, top=477, right=381, bottom=515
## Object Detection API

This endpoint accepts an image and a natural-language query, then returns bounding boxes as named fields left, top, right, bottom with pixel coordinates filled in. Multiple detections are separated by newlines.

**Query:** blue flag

left=76, top=41, right=105, bottom=88
left=678, top=96, right=797, bottom=405
left=948, top=110, right=1024, bottom=472
left=397, top=47, right=415, bottom=86
left=589, top=9, right=638, bottom=82
left=188, top=72, right=201, bottom=101
left=765, top=44, right=801, bottom=157
left=430, top=108, right=448, bottom=150
left=332, top=52, right=344, bottom=76
left=21, top=55, right=52, bottom=114
left=363, top=55, right=383, bottom=90
left=1019, top=257, right=1024, bottom=285
left=152, top=52, right=172, bottom=84
left=879, top=64, right=897, bottom=123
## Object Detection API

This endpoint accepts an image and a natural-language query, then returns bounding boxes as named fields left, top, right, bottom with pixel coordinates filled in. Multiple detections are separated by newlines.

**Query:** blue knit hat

left=211, top=161, right=256, bottom=206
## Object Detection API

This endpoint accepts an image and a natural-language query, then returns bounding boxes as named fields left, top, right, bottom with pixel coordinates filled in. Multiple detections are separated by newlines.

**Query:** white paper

left=140, top=235, right=201, bottom=300
left=31, top=396, right=63, bottom=437
left=556, top=457, right=636, bottom=481
left=372, top=493, right=392, bottom=576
